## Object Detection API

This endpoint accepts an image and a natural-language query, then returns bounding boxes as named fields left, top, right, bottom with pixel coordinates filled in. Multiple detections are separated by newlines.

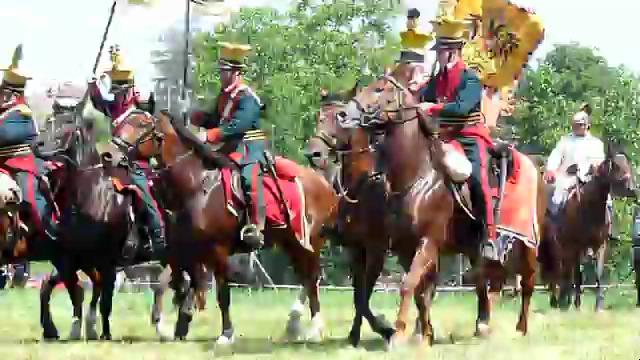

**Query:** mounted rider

left=415, top=16, right=502, bottom=263
left=0, top=44, right=58, bottom=244
left=187, top=41, right=266, bottom=249
left=88, top=44, right=166, bottom=261
left=543, top=103, right=612, bottom=236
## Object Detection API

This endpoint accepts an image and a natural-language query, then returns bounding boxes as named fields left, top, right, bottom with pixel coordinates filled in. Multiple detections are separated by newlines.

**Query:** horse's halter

left=349, top=74, right=421, bottom=130
left=112, top=112, right=164, bottom=160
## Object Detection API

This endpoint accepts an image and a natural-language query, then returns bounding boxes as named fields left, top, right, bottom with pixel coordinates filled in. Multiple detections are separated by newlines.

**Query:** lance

left=74, top=0, right=118, bottom=126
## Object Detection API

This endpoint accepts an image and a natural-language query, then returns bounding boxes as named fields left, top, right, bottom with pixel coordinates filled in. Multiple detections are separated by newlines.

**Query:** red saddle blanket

left=220, top=153, right=308, bottom=243
left=447, top=140, right=540, bottom=249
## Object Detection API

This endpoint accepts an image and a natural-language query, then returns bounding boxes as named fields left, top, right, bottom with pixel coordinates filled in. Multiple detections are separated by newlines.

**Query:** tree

left=192, top=0, right=402, bottom=162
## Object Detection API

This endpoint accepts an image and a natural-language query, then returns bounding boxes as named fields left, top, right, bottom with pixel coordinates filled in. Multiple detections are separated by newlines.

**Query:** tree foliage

left=515, top=42, right=640, bottom=281
left=193, top=0, right=401, bottom=162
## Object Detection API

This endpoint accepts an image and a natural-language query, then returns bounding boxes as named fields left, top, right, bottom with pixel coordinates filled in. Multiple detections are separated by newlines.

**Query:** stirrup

left=240, top=223, right=264, bottom=249
left=480, top=240, right=501, bottom=263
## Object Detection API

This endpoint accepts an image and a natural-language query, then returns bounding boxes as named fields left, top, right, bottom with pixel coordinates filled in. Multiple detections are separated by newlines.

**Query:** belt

left=243, top=129, right=267, bottom=141
left=0, top=144, right=32, bottom=157
left=436, top=112, right=483, bottom=125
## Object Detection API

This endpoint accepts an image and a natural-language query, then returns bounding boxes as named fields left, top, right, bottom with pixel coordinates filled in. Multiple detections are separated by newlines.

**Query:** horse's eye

left=374, top=87, right=384, bottom=93
left=337, top=111, right=347, bottom=120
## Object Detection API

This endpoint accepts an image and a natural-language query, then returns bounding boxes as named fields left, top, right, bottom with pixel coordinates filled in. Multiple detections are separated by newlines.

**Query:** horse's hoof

left=69, top=318, right=82, bottom=341
left=42, top=329, right=59, bottom=341
left=347, top=331, right=360, bottom=348
left=474, top=322, right=491, bottom=337
left=387, top=332, right=408, bottom=351
left=215, top=334, right=234, bottom=346
left=86, top=329, right=99, bottom=341
left=174, top=335, right=186, bottom=341
left=100, top=333, right=112, bottom=341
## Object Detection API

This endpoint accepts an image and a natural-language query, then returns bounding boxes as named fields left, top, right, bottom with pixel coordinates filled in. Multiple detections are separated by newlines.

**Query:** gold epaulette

left=14, top=104, right=32, bottom=117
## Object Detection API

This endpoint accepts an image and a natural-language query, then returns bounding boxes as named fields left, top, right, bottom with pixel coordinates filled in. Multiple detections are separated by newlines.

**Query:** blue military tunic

left=0, top=99, right=52, bottom=237
left=192, top=81, right=267, bottom=228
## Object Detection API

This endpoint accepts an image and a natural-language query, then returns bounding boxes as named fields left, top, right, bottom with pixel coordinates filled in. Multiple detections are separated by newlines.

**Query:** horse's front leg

left=362, top=250, right=394, bottom=344
left=40, top=268, right=62, bottom=340
left=390, top=236, right=437, bottom=349
left=215, top=274, right=234, bottom=345
left=62, top=267, right=84, bottom=341
left=516, top=246, right=537, bottom=335
left=151, top=264, right=173, bottom=340
left=347, top=246, right=367, bottom=347
left=98, top=268, right=116, bottom=340
left=84, top=269, right=101, bottom=340
left=573, top=257, right=583, bottom=309
left=413, top=270, right=437, bottom=346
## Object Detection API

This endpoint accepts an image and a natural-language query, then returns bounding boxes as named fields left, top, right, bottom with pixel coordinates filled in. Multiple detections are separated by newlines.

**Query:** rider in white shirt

left=544, top=103, right=614, bottom=238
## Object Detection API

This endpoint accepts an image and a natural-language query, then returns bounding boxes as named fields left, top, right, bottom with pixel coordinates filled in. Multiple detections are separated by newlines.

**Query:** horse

left=341, top=63, right=543, bottom=346
left=307, top=85, right=402, bottom=347
left=538, top=141, right=635, bottom=311
left=25, top=112, right=173, bottom=341
left=115, top=109, right=337, bottom=344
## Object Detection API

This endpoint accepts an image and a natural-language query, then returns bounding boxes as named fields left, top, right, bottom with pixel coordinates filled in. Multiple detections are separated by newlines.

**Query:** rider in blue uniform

left=88, top=45, right=166, bottom=261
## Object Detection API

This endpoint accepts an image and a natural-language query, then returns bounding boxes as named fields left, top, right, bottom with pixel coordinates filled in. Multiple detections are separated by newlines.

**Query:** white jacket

left=546, top=132, right=605, bottom=178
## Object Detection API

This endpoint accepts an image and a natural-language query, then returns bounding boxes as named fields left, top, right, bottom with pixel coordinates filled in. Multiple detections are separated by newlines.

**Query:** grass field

left=0, top=286, right=638, bottom=360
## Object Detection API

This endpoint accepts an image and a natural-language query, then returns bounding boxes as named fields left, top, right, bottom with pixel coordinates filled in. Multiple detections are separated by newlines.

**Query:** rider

left=544, top=103, right=610, bottom=236
left=187, top=41, right=266, bottom=249
left=88, top=44, right=166, bottom=261
left=0, top=44, right=58, bottom=246
left=415, top=16, right=502, bottom=263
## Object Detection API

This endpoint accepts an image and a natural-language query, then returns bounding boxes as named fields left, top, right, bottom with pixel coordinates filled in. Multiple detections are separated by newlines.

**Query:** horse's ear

left=347, top=80, right=360, bottom=99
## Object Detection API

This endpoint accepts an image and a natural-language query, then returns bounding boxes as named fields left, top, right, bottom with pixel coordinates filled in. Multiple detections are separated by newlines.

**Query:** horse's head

left=342, top=63, right=434, bottom=134
left=306, top=85, right=359, bottom=182
left=0, top=171, right=27, bottom=263
left=111, top=111, right=164, bottom=161
left=597, top=141, right=636, bottom=199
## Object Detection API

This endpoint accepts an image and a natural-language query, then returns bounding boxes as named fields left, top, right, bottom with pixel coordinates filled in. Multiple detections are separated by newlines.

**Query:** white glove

left=197, top=130, right=208, bottom=142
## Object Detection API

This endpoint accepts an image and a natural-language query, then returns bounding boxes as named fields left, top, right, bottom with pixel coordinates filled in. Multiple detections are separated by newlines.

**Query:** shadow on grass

left=202, top=336, right=389, bottom=356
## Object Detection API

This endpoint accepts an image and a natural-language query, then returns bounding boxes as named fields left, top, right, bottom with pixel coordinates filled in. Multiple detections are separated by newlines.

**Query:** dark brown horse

left=342, top=63, right=543, bottom=347
left=116, top=109, right=337, bottom=344
left=307, top=86, right=400, bottom=346
left=539, top=141, right=635, bottom=311
left=25, top=116, right=172, bottom=341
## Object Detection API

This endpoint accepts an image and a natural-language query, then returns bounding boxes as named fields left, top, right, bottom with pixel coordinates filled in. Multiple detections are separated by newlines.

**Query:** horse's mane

left=161, top=110, right=233, bottom=169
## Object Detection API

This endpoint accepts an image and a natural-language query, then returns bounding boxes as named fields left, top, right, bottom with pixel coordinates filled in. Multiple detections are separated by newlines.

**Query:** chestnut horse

left=116, top=109, right=337, bottom=344
left=342, top=64, right=543, bottom=346
left=538, top=141, right=635, bottom=311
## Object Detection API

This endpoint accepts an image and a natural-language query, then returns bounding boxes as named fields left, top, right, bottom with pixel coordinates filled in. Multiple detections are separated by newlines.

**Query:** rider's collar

left=223, top=78, right=243, bottom=94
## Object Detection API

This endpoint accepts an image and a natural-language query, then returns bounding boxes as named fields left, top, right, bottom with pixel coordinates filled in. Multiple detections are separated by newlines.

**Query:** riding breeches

left=129, top=166, right=165, bottom=245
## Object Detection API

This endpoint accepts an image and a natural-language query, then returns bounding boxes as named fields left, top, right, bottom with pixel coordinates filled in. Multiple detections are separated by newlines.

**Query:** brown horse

left=307, top=86, right=402, bottom=346
left=539, top=141, right=635, bottom=311
left=342, top=63, right=543, bottom=346
left=116, top=109, right=337, bottom=344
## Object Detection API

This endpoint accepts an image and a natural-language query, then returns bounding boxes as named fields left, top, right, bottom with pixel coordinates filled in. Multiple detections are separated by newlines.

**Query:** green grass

left=0, top=287, right=637, bottom=359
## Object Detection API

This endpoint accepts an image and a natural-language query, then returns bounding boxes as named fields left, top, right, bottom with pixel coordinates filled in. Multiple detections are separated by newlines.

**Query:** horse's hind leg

left=594, top=244, right=606, bottom=312
left=98, top=268, right=116, bottom=340
left=516, top=247, right=536, bottom=335
left=40, top=268, right=62, bottom=340
left=85, top=270, right=101, bottom=340
left=573, top=259, right=582, bottom=309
